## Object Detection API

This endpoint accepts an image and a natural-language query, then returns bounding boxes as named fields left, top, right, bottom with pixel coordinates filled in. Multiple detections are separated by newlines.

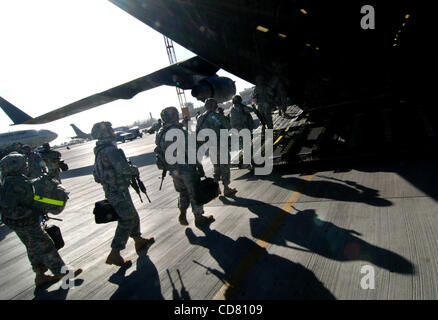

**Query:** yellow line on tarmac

left=213, top=174, right=315, bottom=300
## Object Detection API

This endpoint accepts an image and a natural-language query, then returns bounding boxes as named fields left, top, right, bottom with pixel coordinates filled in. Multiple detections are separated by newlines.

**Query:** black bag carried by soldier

left=32, top=175, right=69, bottom=215
left=194, top=178, right=220, bottom=205
left=59, top=160, right=69, bottom=172
left=93, top=200, right=119, bottom=224
left=44, top=224, right=65, bottom=250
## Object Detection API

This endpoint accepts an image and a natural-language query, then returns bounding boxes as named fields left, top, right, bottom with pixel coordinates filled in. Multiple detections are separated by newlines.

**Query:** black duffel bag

left=93, top=200, right=119, bottom=224
left=59, top=160, right=69, bottom=172
left=44, top=224, right=65, bottom=250
left=194, top=177, right=220, bottom=205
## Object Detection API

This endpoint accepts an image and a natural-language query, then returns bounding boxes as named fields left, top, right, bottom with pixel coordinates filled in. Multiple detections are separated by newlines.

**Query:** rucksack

left=154, top=145, right=168, bottom=171
left=32, top=175, right=69, bottom=215
left=154, top=127, right=176, bottom=171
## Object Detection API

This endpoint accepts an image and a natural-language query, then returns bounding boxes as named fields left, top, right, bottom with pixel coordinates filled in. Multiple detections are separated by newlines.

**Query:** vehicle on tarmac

left=115, top=131, right=135, bottom=143
left=128, top=126, right=143, bottom=139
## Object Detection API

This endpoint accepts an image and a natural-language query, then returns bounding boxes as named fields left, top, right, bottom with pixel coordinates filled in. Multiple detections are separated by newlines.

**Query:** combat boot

left=178, top=208, right=189, bottom=226
left=194, top=215, right=215, bottom=228
left=223, top=185, right=237, bottom=197
left=52, top=268, right=83, bottom=282
left=35, top=273, right=60, bottom=288
left=133, top=236, right=155, bottom=252
left=35, top=268, right=82, bottom=287
left=106, top=249, right=131, bottom=267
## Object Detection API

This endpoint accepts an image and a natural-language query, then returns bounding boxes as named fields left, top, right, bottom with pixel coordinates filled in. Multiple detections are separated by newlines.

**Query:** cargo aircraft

left=4, top=1, right=432, bottom=128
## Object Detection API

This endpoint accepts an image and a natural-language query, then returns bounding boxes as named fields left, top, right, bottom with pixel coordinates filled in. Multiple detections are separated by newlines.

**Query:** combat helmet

left=232, top=95, right=242, bottom=104
left=0, top=152, right=27, bottom=175
left=204, top=98, right=218, bottom=111
left=160, top=107, right=179, bottom=124
left=91, top=121, right=115, bottom=140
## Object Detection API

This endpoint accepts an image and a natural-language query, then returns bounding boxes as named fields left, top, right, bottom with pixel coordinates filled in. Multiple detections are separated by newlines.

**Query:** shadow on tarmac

left=108, top=249, right=164, bottom=300
left=186, top=226, right=336, bottom=299
left=60, top=152, right=156, bottom=179
left=219, top=196, right=414, bottom=275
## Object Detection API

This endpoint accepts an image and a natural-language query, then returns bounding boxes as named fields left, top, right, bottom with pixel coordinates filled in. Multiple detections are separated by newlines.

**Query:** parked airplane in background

left=0, top=97, right=58, bottom=149
left=0, top=129, right=57, bottom=149
left=70, top=124, right=93, bottom=140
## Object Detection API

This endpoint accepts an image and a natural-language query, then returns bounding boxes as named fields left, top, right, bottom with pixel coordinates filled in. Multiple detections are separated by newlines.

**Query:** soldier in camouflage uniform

left=39, top=143, right=63, bottom=182
left=268, top=73, right=290, bottom=118
left=230, top=95, right=255, bottom=131
left=149, top=119, right=162, bottom=134
left=155, top=107, right=214, bottom=227
left=230, top=95, right=255, bottom=169
left=21, top=145, right=47, bottom=179
left=1, top=142, right=23, bottom=160
left=196, top=98, right=237, bottom=197
left=252, top=75, right=275, bottom=129
left=0, top=152, right=81, bottom=287
left=92, top=121, right=155, bottom=267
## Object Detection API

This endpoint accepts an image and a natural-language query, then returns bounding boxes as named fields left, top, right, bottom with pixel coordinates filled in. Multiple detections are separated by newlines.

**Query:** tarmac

left=1, top=111, right=437, bottom=300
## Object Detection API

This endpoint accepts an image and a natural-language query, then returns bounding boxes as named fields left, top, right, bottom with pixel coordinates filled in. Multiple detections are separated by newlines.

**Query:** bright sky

left=0, top=0, right=253, bottom=145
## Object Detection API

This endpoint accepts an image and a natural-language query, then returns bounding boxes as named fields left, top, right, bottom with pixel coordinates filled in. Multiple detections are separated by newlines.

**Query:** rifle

left=130, top=175, right=151, bottom=203
left=130, top=176, right=142, bottom=202
left=42, top=214, right=63, bottom=222
left=127, top=158, right=151, bottom=203
left=159, top=170, right=167, bottom=191
left=136, top=176, right=151, bottom=203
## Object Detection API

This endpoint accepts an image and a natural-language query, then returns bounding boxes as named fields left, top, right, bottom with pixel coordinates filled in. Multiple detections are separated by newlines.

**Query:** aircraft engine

left=191, top=77, right=236, bottom=103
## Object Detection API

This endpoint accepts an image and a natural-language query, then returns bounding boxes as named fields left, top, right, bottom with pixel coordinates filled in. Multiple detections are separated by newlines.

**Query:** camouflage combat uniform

left=40, top=149, right=62, bottom=182
left=24, top=150, right=46, bottom=179
left=253, top=77, right=275, bottom=129
left=230, top=100, right=255, bottom=165
left=155, top=123, right=204, bottom=217
left=268, top=75, right=289, bottom=117
left=152, top=121, right=162, bottom=132
left=230, top=102, right=254, bottom=131
left=196, top=109, right=232, bottom=186
left=93, top=139, right=142, bottom=251
left=0, top=154, right=65, bottom=275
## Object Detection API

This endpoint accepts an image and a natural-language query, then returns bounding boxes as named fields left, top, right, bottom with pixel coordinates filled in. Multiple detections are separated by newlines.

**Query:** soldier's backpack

left=194, top=177, right=220, bottom=205
left=154, top=127, right=176, bottom=171
left=32, top=175, right=69, bottom=215
left=154, top=145, right=168, bottom=171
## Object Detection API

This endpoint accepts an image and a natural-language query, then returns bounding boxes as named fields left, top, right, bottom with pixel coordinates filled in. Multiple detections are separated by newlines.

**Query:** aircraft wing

left=0, top=96, right=33, bottom=124
left=22, top=56, right=219, bottom=124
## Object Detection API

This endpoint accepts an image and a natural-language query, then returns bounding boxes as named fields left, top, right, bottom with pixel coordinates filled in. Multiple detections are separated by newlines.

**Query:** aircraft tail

left=0, top=96, right=33, bottom=124
left=70, top=124, right=90, bottom=139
